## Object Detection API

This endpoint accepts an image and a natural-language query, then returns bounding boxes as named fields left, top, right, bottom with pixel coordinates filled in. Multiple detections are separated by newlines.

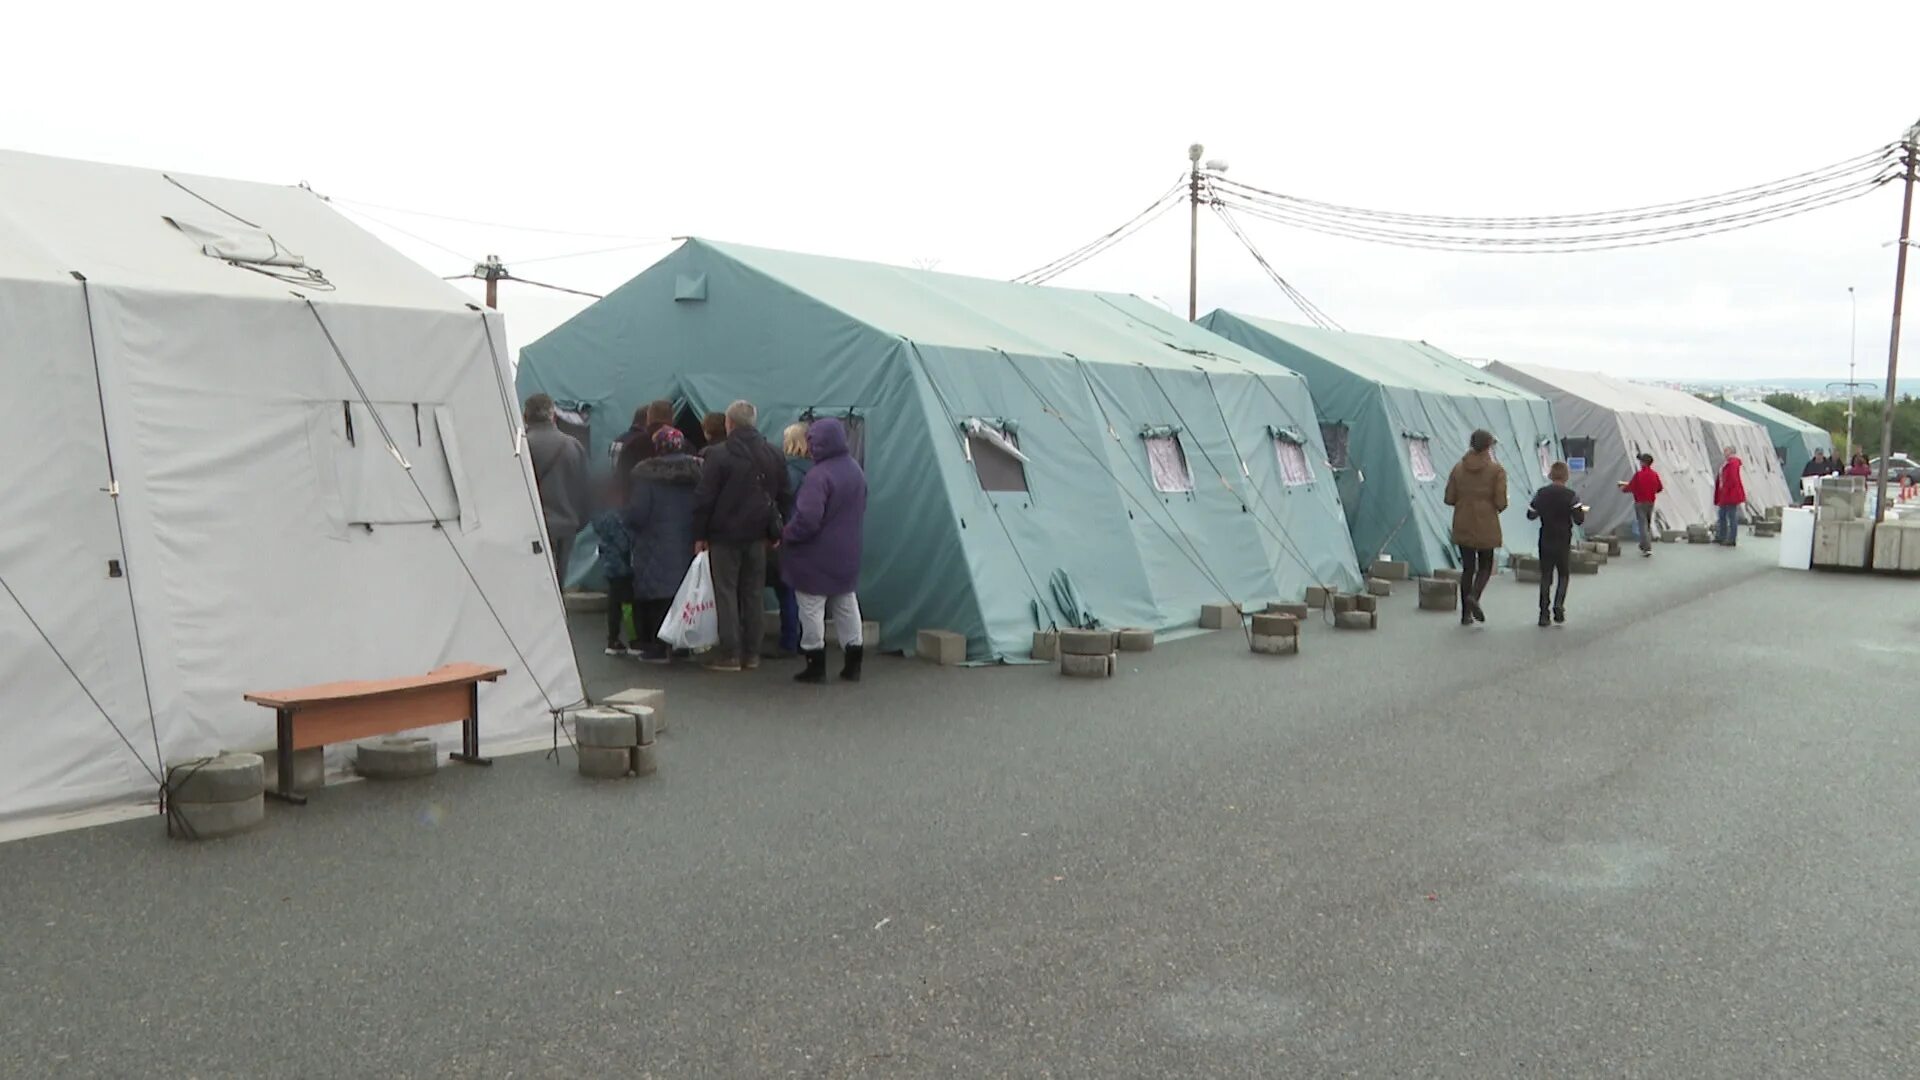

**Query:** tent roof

left=687, top=239, right=1299, bottom=376
left=0, top=149, right=473, bottom=311
left=1200, top=311, right=1543, bottom=401
left=1720, top=398, right=1830, bottom=437
left=1492, top=361, right=1744, bottom=420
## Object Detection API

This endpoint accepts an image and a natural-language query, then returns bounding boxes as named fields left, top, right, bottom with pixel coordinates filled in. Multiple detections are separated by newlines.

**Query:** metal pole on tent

left=1871, top=122, right=1917, bottom=527
left=1188, top=144, right=1203, bottom=321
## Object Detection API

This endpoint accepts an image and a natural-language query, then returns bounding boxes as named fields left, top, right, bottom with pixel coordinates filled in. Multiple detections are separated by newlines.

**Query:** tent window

left=333, top=402, right=462, bottom=525
left=1320, top=422, right=1351, bottom=469
left=1561, top=436, right=1596, bottom=472
left=967, top=425, right=1028, bottom=493
left=1406, top=436, right=1437, bottom=482
left=1274, top=438, right=1314, bottom=486
left=554, top=402, right=595, bottom=463
left=841, top=414, right=866, bottom=468
left=1144, top=435, right=1194, bottom=494
left=1537, top=440, right=1556, bottom=479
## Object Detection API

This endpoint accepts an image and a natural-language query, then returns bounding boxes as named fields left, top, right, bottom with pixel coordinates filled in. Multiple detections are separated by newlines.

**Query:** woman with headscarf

left=1444, top=429, right=1508, bottom=626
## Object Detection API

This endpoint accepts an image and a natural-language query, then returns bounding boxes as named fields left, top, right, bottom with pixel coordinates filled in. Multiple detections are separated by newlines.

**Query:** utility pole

left=1847, top=285, right=1858, bottom=458
left=476, top=255, right=508, bottom=310
left=1872, top=121, right=1918, bottom=526
left=1188, top=144, right=1203, bottom=321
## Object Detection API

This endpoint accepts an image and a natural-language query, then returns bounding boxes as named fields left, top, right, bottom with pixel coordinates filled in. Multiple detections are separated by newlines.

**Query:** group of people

left=523, top=393, right=869, bottom=685
left=1801, top=449, right=1873, bottom=480
left=1442, top=431, right=1749, bottom=629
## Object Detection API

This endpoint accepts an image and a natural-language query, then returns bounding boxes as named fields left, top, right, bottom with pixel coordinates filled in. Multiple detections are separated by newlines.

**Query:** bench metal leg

left=449, top=682, right=492, bottom=767
left=267, top=707, right=308, bottom=805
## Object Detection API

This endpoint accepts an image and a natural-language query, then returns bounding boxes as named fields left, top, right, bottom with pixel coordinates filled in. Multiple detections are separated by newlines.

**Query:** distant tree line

left=1761, top=392, right=1920, bottom=459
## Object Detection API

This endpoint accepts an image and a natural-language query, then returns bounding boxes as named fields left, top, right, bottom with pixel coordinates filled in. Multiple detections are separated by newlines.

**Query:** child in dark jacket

left=1527, top=461, right=1588, bottom=627
left=590, top=478, right=638, bottom=656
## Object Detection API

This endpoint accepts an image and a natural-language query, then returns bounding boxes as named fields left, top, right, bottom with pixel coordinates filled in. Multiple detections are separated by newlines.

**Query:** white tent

left=0, top=150, right=582, bottom=831
left=1485, top=361, right=1790, bottom=535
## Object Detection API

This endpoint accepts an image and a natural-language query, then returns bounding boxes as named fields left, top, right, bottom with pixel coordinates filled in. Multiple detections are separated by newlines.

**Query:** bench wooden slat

left=288, top=682, right=476, bottom=750
left=243, top=662, right=505, bottom=710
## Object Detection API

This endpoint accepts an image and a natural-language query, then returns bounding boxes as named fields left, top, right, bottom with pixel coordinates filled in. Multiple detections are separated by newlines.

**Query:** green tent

left=1198, top=311, right=1563, bottom=573
left=1719, top=399, right=1832, bottom=494
left=517, top=240, right=1363, bottom=661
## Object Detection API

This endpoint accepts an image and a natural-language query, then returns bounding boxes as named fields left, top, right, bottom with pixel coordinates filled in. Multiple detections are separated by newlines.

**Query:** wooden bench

left=243, top=662, right=506, bottom=804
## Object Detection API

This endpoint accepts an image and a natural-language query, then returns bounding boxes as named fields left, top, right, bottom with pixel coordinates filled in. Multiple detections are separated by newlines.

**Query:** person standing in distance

left=691, top=400, right=789, bottom=672
left=1620, top=452, right=1664, bottom=557
left=523, top=393, right=590, bottom=588
left=782, top=417, right=869, bottom=684
left=1712, top=446, right=1746, bottom=547
left=1528, top=461, right=1587, bottom=627
left=1444, top=429, right=1508, bottom=626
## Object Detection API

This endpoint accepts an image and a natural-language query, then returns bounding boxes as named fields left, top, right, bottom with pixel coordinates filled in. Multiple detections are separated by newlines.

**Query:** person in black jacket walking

left=691, top=400, right=790, bottom=672
left=1527, top=460, right=1588, bottom=628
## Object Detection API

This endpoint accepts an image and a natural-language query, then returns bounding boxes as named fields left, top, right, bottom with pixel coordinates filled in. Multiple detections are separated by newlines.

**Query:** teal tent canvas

left=1198, top=312, right=1562, bottom=574
left=1719, top=399, right=1833, bottom=495
left=516, top=239, right=1363, bottom=661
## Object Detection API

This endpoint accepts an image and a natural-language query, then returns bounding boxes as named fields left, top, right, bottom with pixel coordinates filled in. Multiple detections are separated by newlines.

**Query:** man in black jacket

left=1527, top=460, right=1587, bottom=628
left=692, top=400, right=790, bottom=671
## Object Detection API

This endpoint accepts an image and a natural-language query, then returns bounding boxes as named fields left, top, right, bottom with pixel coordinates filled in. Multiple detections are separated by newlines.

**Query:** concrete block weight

left=1060, top=652, right=1117, bottom=678
left=1305, top=586, right=1333, bottom=609
left=916, top=630, right=967, bottom=666
left=1430, top=567, right=1463, bottom=583
left=574, top=707, right=641, bottom=749
left=577, top=745, right=632, bottom=780
left=1369, top=559, right=1410, bottom=581
left=1334, top=610, right=1378, bottom=630
left=630, top=745, right=659, bottom=778
left=1249, top=612, right=1298, bottom=637
left=1354, top=594, right=1379, bottom=614
left=165, top=753, right=265, bottom=805
left=1515, top=566, right=1543, bottom=583
left=1365, top=577, right=1392, bottom=597
left=1417, top=578, right=1457, bottom=611
left=1199, top=602, right=1242, bottom=629
left=1059, top=628, right=1114, bottom=657
left=1116, top=628, right=1156, bottom=652
left=1031, top=631, right=1060, bottom=662
left=167, top=793, right=266, bottom=840
left=604, top=688, right=668, bottom=733
left=357, top=736, right=438, bottom=781
left=1250, top=633, right=1300, bottom=655
left=1265, top=601, right=1310, bottom=620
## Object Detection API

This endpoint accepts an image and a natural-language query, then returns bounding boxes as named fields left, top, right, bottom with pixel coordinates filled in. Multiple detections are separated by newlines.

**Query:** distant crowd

left=520, top=394, right=869, bottom=685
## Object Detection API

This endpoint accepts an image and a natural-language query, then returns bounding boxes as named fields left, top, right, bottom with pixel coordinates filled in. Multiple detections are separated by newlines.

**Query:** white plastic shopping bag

left=658, top=551, right=718, bottom=651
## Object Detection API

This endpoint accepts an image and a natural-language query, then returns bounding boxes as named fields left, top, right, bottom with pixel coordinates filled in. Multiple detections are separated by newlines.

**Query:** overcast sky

left=6, top=1, right=1917, bottom=385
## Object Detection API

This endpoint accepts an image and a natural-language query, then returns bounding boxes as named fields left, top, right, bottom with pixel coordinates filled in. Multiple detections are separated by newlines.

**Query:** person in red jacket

left=1713, top=446, right=1747, bottom=546
left=1619, top=453, right=1664, bottom=557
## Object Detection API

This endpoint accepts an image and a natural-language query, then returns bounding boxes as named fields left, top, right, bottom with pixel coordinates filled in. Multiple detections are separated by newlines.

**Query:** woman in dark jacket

left=623, top=427, right=703, bottom=663
left=782, top=417, right=868, bottom=684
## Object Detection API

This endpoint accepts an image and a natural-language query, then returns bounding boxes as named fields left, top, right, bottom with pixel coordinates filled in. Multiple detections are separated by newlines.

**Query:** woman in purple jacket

left=781, top=417, right=868, bottom=684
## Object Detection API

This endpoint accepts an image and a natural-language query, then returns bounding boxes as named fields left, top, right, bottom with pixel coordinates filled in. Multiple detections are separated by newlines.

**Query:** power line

left=333, top=202, right=477, bottom=264
left=1209, top=199, right=1343, bottom=329
left=1014, top=176, right=1188, bottom=284
left=326, top=196, right=668, bottom=242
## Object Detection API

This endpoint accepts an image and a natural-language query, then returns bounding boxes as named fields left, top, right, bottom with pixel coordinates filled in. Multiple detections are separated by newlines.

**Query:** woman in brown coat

left=1444, top=429, right=1508, bottom=625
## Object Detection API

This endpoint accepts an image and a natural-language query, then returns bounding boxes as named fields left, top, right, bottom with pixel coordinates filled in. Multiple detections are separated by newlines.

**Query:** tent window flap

left=1562, top=436, right=1597, bottom=472
left=1406, top=436, right=1437, bottom=482
left=963, top=420, right=1029, bottom=493
left=328, top=401, right=462, bottom=525
left=1144, top=434, right=1194, bottom=494
left=1274, top=437, right=1314, bottom=487
left=1320, top=422, right=1351, bottom=470
left=164, top=216, right=307, bottom=268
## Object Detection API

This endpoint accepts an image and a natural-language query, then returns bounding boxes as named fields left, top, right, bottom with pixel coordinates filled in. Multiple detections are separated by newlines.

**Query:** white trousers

left=798, top=591, right=862, bottom=651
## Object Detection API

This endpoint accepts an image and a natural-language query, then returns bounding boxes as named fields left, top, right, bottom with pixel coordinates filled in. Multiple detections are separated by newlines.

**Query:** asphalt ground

left=2, top=538, right=1916, bottom=1078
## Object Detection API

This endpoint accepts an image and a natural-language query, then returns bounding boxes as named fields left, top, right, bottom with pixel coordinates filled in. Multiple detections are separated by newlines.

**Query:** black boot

left=839, top=644, right=864, bottom=683
left=793, top=649, right=828, bottom=684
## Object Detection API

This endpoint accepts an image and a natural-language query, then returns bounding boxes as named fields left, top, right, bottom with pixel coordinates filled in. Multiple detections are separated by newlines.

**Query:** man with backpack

left=692, top=400, right=791, bottom=672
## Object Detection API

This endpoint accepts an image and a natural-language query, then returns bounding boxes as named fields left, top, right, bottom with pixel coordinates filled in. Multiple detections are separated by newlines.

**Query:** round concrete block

left=1250, top=633, right=1299, bottom=656
left=168, top=793, right=265, bottom=840
left=1060, top=651, right=1115, bottom=678
left=357, top=736, right=438, bottom=781
left=165, top=753, right=264, bottom=804
left=1264, top=601, right=1310, bottom=620
left=1116, top=628, right=1155, bottom=652
left=1365, top=577, right=1392, bottom=597
left=1335, top=610, right=1377, bottom=630
left=1059, top=629, right=1113, bottom=657
left=1249, top=612, right=1298, bottom=636
left=630, top=745, right=659, bottom=778
left=574, top=707, right=639, bottom=749
left=577, top=745, right=632, bottom=779
left=603, top=689, right=668, bottom=733
left=608, top=704, right=657, bottom=746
